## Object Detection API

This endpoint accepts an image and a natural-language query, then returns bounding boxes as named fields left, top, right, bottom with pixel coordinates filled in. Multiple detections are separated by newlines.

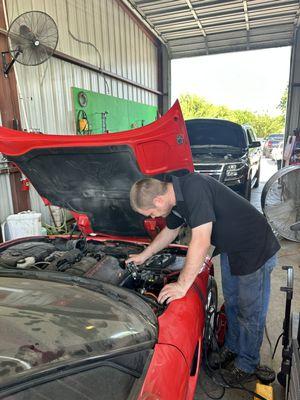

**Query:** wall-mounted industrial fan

left=261, top=165, right=300, bottom=242
left=2, top=11, right=58, bottom=75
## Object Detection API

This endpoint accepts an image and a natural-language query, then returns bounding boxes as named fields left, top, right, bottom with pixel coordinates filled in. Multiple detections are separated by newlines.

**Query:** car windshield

left=185, top=120, right=246, bottom=149
left=268, top=134, right=284, bottom=141
left=0, top=277, right=157, bottom=385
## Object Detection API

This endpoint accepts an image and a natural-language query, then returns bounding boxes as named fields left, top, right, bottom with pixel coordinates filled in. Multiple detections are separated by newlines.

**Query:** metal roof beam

left=172, top=41, right=291, bottom=59
left=171, top=32, right=292, bottom=50
left=184, top=0, right=209, bottom=54
left=168, top=23, right=293, bottom=46
left=184, top=0, right=206, bottom=37
left=169, top=29, right=293, bottom=51
left=160, top=12, right=295, bottom=36
left=242, top=0, right=250, bottom=50
left=243, top=0, right=250, bottom=30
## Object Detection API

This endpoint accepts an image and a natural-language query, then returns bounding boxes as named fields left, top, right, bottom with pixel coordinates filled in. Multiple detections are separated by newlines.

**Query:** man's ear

left=153, top=195, right=163, bottom=208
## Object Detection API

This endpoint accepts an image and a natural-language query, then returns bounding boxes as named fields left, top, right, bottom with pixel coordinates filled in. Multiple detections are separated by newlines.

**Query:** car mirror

left=249, top=141, right=261, bottom=148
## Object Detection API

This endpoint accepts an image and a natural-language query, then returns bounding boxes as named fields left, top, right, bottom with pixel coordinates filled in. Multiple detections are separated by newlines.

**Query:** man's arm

left=158, top=222, right=212, bottom=304
left=126, top=225, right=181, bottom=265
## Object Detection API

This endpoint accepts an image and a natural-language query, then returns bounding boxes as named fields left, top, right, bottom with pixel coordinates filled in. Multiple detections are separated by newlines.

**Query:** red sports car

left=0, top=102, right=216, bottom=400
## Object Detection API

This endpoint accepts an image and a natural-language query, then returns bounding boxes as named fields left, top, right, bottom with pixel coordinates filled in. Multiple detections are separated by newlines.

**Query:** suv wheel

left=253, top=166, right=260, bottom=188
left=241, top=178, right=251, bottom=201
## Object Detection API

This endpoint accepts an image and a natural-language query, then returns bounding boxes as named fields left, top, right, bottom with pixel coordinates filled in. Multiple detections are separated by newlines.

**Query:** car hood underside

left=10, top=145, right=148, bottom=236
left=0, top=101, right=193, bottom=237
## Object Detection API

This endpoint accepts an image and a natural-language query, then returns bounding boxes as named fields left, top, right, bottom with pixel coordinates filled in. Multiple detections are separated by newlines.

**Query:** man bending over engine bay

left=126, top=173, right=280, bottom=385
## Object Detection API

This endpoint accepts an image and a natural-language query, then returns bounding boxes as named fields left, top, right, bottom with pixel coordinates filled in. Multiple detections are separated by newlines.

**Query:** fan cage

left=7, top=11, right=58, bottom=66
left=261, top=165, right=300, bottom=242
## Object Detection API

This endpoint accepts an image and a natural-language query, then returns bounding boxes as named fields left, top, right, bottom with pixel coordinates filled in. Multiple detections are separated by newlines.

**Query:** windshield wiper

left=0, top=358, right=142, bottom=397
left=191, top=144, right=241, bottom=149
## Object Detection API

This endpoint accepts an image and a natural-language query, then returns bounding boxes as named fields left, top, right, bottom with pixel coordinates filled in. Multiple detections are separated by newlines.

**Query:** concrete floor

left=195, top=157, right=300, bottom=400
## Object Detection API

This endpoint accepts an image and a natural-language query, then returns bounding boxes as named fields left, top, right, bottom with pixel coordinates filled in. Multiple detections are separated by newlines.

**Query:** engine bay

left=0, top=237, right=186, bottom=313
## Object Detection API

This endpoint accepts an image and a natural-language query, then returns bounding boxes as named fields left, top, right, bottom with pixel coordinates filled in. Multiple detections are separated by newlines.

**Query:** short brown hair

left=130, top=178, right=168, bottom=211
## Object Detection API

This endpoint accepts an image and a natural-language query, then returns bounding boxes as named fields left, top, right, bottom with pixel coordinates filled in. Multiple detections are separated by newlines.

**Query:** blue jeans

left=220, top=253, right=277, bottom=373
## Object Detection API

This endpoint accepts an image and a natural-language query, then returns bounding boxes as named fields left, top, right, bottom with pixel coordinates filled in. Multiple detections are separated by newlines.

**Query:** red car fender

left=138, top=343, right=190, bottom=400
left=186, top=338, right=203, bottom=400
left=140, top=264, right=211, bottom=400
left=157, top=268, right=209, bottom=364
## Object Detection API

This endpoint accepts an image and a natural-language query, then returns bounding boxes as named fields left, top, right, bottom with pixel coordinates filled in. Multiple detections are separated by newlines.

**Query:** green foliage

left=278, top=86, right=288, bottom=115
left=179, top=93, right=285, bottom=137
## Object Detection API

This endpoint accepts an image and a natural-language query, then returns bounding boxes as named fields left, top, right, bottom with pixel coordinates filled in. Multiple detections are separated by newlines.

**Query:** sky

left=171, top=46, right=291, bottom=117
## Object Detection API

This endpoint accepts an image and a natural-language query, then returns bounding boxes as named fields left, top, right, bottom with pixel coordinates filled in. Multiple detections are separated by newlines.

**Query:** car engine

left=0, top=237, right=186, bottom=309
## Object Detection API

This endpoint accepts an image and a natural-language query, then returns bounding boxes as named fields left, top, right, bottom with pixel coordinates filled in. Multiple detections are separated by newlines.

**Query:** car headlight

left=225, top=163, right=244, bottom=178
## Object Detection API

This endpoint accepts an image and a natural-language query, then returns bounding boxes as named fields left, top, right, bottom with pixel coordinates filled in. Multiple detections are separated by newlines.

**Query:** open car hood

left=0, top=101, right=193, bottom=238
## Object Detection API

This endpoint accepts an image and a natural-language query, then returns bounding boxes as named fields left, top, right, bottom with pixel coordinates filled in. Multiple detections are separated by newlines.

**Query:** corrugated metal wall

left=3, top=0, right=159, bottom=226
left=0, top=173, right=14, bottom=225
left=5, top=0, right=159, bottom=134
left=0, top=154, right=13, bottom=227
left=0, top=130, right=11, bottom=215
left=29, top=186, right=52, bottom=225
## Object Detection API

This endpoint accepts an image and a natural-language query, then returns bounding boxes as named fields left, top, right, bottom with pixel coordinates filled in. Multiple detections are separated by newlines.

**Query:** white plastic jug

left=1, top=211, right=42, bottom=241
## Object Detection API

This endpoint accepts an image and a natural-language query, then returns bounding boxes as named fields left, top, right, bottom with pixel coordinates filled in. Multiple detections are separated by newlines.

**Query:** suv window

left=244, top=126, right=257, bottom=144
left=249, top=128, right=257, bottom=142
left=246, top=129, right=252, bottom=144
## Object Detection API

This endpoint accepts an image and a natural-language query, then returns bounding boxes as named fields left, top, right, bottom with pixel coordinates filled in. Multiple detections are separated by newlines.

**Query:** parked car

left=0, top=102, right=216, bottom=400
left=271, top=140, right=284, bottom=170
left=185, top=119, right=261, bottom=200
left=271, top=140, right=284, bottom=161
left=263, top=133, right=284, bottom=157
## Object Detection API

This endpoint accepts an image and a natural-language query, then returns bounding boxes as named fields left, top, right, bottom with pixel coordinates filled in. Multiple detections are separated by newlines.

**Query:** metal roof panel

left=130, top=0, right=299, bottom=58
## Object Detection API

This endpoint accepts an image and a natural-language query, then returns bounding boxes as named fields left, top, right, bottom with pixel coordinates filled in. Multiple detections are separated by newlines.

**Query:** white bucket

left=1, top=211, right=42, bottom=241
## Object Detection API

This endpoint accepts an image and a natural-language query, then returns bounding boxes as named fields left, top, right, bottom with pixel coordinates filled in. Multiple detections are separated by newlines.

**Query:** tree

left=251, top=114, right=284, bottom=137
left=278, top=86, right=288, bottom=116
left=179, top=93, right=285, bottom=137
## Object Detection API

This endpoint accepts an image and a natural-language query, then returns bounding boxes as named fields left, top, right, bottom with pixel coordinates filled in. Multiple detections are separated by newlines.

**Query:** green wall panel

left=72, top=87, right=158, bottom=134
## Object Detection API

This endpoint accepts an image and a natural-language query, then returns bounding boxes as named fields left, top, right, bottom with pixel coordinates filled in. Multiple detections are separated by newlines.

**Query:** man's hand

left=158, top=282, right=188, bottom=304
left=125, top=227, right=181, bottom=267
left=126, top=253, right=148, bottom=265
left=157, top=223, right=212, bottom=305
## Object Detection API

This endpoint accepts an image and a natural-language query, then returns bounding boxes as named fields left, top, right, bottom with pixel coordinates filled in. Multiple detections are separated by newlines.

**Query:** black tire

left=253, top=166, right=260, bottom=188
left=204, top=276, right=218, bottom=350
left=241, top=178, right=251, bottom=201
left=277, top=371, right=287, bottom=387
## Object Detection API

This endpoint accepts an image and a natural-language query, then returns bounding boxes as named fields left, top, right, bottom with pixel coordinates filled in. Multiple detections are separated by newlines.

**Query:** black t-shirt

left=166, top=173, right=280, bottom=276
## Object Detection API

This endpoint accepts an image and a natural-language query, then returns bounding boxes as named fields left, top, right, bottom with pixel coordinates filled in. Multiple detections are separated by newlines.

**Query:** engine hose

left=143, top=291, right=158, bottom=302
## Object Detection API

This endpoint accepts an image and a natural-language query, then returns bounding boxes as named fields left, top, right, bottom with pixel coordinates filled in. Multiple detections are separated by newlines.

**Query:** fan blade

left=7, top=11, right=58, bottom=66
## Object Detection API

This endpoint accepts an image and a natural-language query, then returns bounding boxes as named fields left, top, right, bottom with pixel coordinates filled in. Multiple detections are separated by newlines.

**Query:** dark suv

left=185, top=119, right=261, bottom=200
